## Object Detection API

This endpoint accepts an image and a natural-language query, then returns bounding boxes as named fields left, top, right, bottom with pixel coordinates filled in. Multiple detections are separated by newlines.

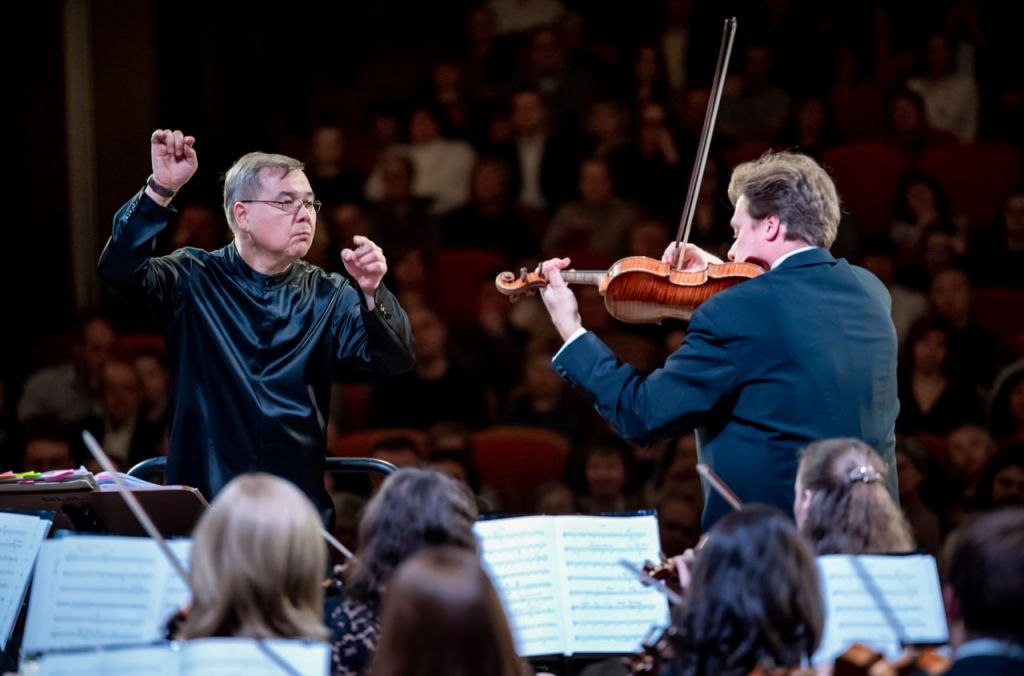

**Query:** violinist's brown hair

left=671, top=505, right=824, bottom=676
left=797, top=438, right=915, bottom=555
left=179, top=473, right=328, bottom=641
left=371, top=547, right=526, bottom=676
left=728, top=150, right=841, bottom=248
left=345, top=468, right=478, bottom=605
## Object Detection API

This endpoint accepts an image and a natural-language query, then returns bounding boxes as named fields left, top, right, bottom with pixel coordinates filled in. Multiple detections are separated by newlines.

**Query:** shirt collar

left=956, top=638, right=1024, bottom=661
left=770, top=246, right=819, bottom=270
left=226, top=242, right=299, bottom=287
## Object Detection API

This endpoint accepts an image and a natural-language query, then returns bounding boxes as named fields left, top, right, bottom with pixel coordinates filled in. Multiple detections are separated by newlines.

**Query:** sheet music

left=27, top=639, right=329, bottom=675
left=476, top=514, right=669, bottom=657
left=0, top=512, right=51, bottom=648
left=554, top=515, right=668, bottom=655
left=22, top=536, right=193, bottom=654
left=474, top=516, right=564, bottom=657
left=180, top=638, right=330, bottom=675
left=28, top=644, right=176, bottom=675
left=813, top=554, right=948, bottom=665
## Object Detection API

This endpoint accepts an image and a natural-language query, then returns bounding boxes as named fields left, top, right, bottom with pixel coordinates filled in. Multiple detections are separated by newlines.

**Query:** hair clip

left=847, top=465, right=881, bottom=484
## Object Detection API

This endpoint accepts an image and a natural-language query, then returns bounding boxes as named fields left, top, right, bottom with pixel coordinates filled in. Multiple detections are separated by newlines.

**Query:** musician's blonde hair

left=180, top=473, right=328, bottom=641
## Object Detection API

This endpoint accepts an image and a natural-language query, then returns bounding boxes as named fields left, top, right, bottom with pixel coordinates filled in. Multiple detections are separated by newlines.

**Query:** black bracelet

left=146, top=174, right=176, bottom=199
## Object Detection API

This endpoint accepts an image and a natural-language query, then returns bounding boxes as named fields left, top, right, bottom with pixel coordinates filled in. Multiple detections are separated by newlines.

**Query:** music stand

left=0, top=486, right=207, bottom=537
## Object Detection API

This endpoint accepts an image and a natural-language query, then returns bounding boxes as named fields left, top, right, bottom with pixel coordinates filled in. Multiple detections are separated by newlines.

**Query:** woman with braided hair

left=795, top=437, right=916, bottom=555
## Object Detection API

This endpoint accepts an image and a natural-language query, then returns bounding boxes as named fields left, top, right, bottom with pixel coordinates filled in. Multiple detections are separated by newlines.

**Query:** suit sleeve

left=333, top=282, right=415, bottom=377
left=96, top=189, right=186, bottom=318
left=552, top=308, right=738, bottom=445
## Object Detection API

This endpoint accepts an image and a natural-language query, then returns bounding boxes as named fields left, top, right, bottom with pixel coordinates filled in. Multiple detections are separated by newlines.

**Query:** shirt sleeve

left=551, top=308, right=739, bottom=445
left=96, top=189, right=187, bottom=317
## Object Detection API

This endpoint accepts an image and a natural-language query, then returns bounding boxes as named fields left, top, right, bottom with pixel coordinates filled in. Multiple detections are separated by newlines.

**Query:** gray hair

left=727, top=150, right=841, bottom=248
left=222, top=152, right=305, bottom=232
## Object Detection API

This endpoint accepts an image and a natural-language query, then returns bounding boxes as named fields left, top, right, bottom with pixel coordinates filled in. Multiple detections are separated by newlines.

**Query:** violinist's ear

left=762, top=215, right=784, bottom=241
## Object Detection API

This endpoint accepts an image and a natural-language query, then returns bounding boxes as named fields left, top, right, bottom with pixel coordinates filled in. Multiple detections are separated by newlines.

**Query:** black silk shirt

left=97, top=190, right=414, bottom=510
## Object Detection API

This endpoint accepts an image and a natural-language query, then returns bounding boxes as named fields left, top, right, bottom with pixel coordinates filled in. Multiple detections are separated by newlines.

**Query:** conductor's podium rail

left=126, top=456, right=398, bottom=483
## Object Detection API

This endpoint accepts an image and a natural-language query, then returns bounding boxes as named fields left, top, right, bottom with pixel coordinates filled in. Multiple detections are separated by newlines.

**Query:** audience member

left=896, top=317, right=984, bottom=436
left=573, top=435, right=636, bottom=514
left=975, top=446, right=1024, bottom=510
left=542, top=156, right=639, bottom=259
left=17, top=314, right=114, bottom=425
left=989, top=360, right=1024, bottom=446
left=368, top=306, right=492, bottom=430
left=929, top=267, right=1006, bottom=391
left=18, top=417, right=75, bottom=472
left=895, top=436, right=942, bottom=554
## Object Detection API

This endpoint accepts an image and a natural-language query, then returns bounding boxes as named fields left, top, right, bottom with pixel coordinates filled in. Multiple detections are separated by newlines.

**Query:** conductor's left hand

left=341, top=236, right=387, bottom=310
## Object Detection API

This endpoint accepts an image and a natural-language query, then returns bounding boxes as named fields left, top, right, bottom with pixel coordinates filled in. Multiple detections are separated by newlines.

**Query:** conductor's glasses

left=239, top=198, right=322, bottom=214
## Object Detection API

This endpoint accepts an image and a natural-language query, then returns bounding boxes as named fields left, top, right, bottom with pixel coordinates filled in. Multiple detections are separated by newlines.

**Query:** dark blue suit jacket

left=553, top=248, right=899, bottom=529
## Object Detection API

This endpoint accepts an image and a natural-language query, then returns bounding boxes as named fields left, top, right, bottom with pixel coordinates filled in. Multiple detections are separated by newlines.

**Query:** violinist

left=668, top=505, right=824, bottom=676
left=943, top=508, right=1024, bottom=675
left=538, top=151, right=900, bottom=530
left=794, top=438, right=915, bottom=555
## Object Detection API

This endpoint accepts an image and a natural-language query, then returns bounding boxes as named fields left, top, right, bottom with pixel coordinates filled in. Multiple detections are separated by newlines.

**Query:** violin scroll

left=494, top=268, right=549, bottom=301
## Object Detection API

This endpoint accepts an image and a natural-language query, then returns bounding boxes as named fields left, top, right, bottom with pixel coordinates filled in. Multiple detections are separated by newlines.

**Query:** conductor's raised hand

left=341, top=236, right=387, bottom=309
left=661, top=241, right=723, bottom=271
left=150, top=129, right=198, bottom=192
left=537, top=257, right=582, bottom=342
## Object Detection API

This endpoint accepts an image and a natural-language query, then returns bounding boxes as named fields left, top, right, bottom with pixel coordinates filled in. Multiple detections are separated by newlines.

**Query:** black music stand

left=0, top=485, right=207, bottom=537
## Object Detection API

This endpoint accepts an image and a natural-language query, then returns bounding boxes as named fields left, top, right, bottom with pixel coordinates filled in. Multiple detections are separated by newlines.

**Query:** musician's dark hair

left=797, top=437, right=914, bottom=555
left=670, top=505, right=824, bottom=676
left=371, top=547, right=526, bottom=676
left=345, top=468, right=478, bottom=605
left=945, top=508, right=1024, bottom=644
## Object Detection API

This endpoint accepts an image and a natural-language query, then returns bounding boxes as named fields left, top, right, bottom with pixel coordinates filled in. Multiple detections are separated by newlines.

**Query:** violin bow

left=696, top=463, right=744, bottom=511
left=673, top=17, right=738, bottom=271
left=620, top=559, right=685, bottom=605
left=82, top=430, right=190, bottom=586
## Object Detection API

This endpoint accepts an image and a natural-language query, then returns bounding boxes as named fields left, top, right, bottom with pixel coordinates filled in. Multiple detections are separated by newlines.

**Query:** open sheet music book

left=0, top=511, right=52, bottom=649
left=813, top=554, right=948, bottom=665
left=474, top=513, right=669, bottom=657
left=25, top=638, right=330, bottom=675
left=22, top=535, right=192, bottom=655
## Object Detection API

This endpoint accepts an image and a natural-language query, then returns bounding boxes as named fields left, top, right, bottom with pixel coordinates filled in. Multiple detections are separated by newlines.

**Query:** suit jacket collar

left=772, top=246, right=835, bottom=271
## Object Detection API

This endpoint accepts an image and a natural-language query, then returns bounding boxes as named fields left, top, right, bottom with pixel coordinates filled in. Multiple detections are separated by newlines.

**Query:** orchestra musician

left=794, top=437, right=915, bottom=555
left=327, top=468, right=478, bottom=676
left=371, top=547, right=528, bottom=676
left=668, top=505, right=824, bottom=675
left=537, top=151, right=900, bottom=529
left=177, top=473, right=328, bottom=641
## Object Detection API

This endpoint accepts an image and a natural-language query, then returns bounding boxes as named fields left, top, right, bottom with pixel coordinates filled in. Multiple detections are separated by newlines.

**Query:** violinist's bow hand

left=662, top=242, right=723, bottom=271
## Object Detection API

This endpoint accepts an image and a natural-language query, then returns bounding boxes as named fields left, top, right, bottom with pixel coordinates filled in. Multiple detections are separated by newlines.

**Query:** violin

left=495, top=257, right=764, bottom=323
left=834, top=642, right=951, bottom=676
left=498, top=15, right=751, bottom=324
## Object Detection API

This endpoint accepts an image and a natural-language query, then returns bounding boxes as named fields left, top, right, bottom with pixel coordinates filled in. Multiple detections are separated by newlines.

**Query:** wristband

left=146, top=174, right=176, bottom=199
